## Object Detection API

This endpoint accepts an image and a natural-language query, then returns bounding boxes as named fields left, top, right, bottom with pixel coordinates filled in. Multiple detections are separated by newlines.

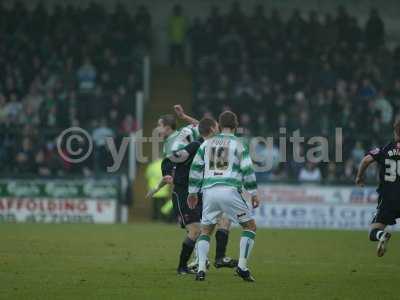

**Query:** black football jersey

left=368, top=141, right=400, bottom=198
left=161, top=137, right=204, bottom=186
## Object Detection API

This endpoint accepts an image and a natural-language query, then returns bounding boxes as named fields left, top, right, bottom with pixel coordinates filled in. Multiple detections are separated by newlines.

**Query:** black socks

left=370, top=228, right=384, bottom=241
left=215, top=229, right=229, bottom=260
left=178, top=237, right=196, bottom=268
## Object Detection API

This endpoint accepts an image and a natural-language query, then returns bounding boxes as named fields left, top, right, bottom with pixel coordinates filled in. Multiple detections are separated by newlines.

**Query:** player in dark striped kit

left=356, top=120, right=400, bottom=257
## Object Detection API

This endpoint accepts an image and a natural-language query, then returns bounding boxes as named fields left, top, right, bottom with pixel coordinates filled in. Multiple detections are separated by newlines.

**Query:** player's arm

left=355, top=154, right=376, bottom=187
left=174, top=104, right=199, bottom=126
left=167, top=149, right=190, bottom=163
left=187, top=145, right=205, bottom=209
left=145, top=175, right=173, bottom=198
left=146, top=158, right=174, bottom=198
left=167, top=140, right=201, bottom=163
left=240, top=145, right=260, bottom=208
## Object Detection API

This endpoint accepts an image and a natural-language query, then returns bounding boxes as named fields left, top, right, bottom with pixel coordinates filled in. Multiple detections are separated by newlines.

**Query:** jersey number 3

left=384, top=159, right=400, bottom=182
left=209, top=147, right=229, bottom=171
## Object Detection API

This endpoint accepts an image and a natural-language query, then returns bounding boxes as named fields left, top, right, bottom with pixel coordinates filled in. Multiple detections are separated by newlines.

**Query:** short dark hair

left=198, top=117, right=216, bottom=136
left=218, top=111, right=238, bottom=130
left=159, top=114, right=176, bottom=130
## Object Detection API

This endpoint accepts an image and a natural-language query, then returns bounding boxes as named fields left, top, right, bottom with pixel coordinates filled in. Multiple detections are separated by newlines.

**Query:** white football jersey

left=163, top=124, right=200, bottom=157
left=188, top=132, right=257, bottom=196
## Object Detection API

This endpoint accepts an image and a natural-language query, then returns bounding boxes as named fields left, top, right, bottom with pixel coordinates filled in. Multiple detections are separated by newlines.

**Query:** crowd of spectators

left=0, top=1, right=151, bottom=176
left=189, top=3, right=400, bottom=183
left=1, top=1, right=399, bottom=184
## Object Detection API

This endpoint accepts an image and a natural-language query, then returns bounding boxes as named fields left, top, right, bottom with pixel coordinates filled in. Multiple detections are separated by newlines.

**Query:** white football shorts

left=201, top=185, right=253, bottom=225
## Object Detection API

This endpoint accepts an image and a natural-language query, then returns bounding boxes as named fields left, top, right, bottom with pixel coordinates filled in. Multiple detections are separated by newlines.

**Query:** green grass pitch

left=0, top=223, right=399, bottom=300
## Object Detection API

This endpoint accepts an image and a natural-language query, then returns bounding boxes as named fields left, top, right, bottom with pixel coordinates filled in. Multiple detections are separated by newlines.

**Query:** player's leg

left=195, top=188, right=221, bottom=281
left=172, top=187, right=194, bottom=274
left=196, top=224, right=215, bottom=281
left=177, top=222, right=200, bottom=274
left=369, top=223, right=387, bottom=242
left=214, top=217, right=238, bottom=268
left=370, top=223, right=391, bottom=257
left=238, top=219, right=257, bottom=270
left=187, top=193, right=211, bottom=272
left=175, top=186, right=203, bottom=274
left=236, top=219, right=256, bottom=282
left=370, top=198, right=395, bottom=257
left=220, top=188, right=256, bottom=281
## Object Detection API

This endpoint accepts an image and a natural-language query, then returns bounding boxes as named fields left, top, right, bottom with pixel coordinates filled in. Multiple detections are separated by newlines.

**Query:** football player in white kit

left=187, top=111, right=260, bottom=282
left=150, top=105, right=238, bottom=274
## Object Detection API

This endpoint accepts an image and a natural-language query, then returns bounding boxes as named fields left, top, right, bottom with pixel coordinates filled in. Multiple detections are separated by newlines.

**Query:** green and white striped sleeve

left=240, top=146, right=257, bottom=196
left=188, top=144, right=205, bottom=194
left=170, top=125, right=198, bottom=153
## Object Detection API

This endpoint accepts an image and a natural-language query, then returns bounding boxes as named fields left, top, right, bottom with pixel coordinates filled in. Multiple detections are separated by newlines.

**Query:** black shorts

left=172, top=184, right=202, bottom=228
left=372, top=195, right=400, bottom=226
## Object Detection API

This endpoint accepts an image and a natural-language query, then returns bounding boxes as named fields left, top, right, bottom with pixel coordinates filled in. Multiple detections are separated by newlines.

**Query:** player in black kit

left=356, top=120, right=400, bottom=257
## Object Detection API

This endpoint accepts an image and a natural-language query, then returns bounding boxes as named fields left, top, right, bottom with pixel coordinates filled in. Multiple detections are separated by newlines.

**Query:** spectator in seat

left=359, top=78, right=376, bottom=99
left=14, top=137, right=35, bottom=174
left=344, top=159, right=357, bottom=182
left=92, top=119, right=115, bottom=170
left=4, top=93, right=22, bottom=124
left=351, top=141, right=365, bottom=165
left=298, top=162, right=322, bottom=182
left=326, top=162, right=338, bottom=182
left=77, top=57, right=97, bottom=91
left=374, top=89, right=393, bottom=126
left=23, top=83, right=43, bottom=116
left=35, top=149, right=51, bottom=177
left=121, top=114, right=138, bottom=135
